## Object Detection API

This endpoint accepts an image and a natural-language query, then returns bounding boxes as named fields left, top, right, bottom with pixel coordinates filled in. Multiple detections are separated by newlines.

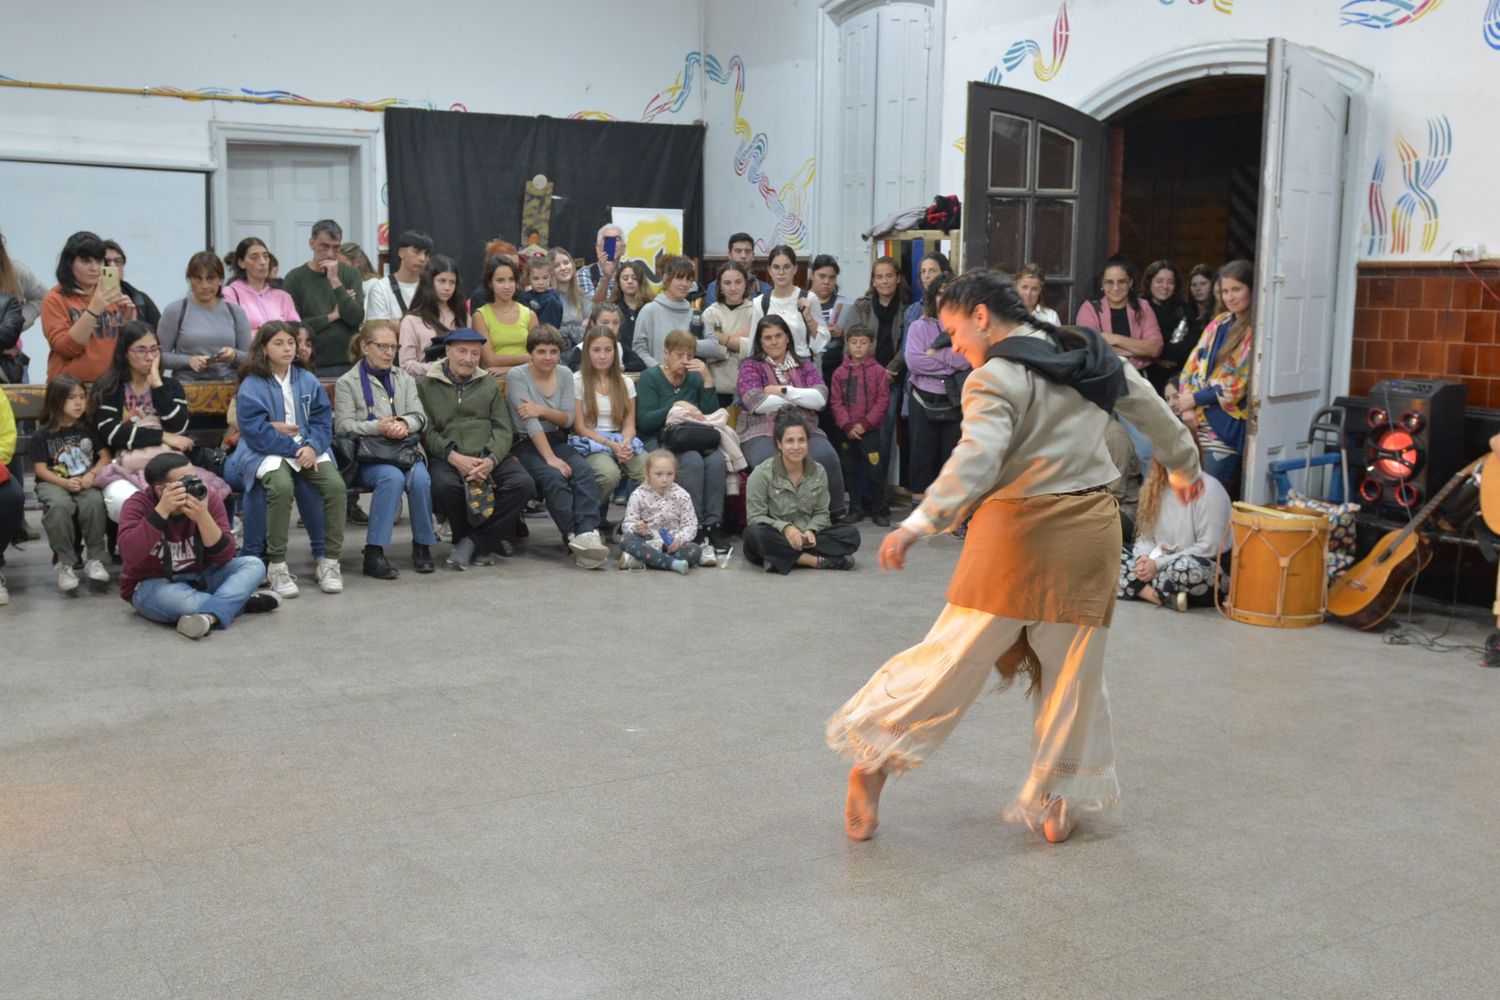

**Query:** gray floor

left=2, top=511, right=1497, bottom=999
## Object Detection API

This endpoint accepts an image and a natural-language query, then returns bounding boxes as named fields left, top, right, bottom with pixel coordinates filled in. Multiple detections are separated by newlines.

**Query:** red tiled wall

left=1350, top=262, right=1500, bottom=407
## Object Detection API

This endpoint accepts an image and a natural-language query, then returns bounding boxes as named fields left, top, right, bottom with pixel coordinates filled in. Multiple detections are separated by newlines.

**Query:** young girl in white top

left=572, top=327, right=648, bottom=514
left=749, top=245, right=830, bottom=360
left=619, top=449, right=716, bottom=573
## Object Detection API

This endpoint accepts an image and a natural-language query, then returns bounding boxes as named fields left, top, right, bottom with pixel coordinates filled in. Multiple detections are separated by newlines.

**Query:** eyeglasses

left=104, top=257, right=126, bottom=267
left=128, top=346, right=161, bottom=356
left=369, top=343, right=398, bottom=353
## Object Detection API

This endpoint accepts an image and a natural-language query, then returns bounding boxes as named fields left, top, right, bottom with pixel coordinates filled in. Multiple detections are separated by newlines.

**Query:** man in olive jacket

left=416, top=328, right=536, bottom=569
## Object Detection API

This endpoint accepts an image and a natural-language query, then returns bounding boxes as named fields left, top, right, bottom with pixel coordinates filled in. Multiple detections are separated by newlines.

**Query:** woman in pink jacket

left=1075, top=255, right=1162, bottom=371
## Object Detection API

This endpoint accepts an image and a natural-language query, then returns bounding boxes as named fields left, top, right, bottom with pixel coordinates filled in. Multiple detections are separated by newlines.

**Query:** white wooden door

left=838, top=11, right=878, bottom=271
left=1245, top=39, right=1349, bottom=502
left=225, top=144, right=354, bottom=272
left=873, top=6, right=934, bottom=230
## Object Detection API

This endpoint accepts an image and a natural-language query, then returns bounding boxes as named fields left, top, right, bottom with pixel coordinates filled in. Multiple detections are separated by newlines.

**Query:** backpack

left=923, top=195, right=962, bottom=231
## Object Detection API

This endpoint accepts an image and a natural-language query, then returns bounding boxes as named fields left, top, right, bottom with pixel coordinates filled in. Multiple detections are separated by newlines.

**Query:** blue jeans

left=513, top=438, right=602, bottom=537
left=131, top=555, right=266, bottom=630
left=1202, top=450, right=1242, bottom=495
left=358, top=462, right=436, bottom=547
left=240, top=477, right=325, bottom=559
left=1117, top=415, right=1154, bottom=469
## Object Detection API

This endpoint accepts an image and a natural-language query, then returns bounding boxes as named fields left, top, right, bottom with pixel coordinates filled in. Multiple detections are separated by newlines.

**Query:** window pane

left=1042, top=283, right=1072, bottom=321
left=1032, top=199, right=1074, bottom=279
left=988, top=113, right=1030, bottom=190
left=1037, top=126, right=1077, bottom=192
left=985, top=198, right=1026, bottom=272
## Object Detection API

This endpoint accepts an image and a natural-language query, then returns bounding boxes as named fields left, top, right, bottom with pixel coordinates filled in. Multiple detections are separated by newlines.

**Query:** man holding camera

left=118, top=452, right=279, bottom=639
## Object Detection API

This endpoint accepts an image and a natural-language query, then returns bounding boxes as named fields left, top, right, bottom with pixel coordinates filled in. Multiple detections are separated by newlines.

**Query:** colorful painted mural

left=1485, top=0, right=1500, bottom=48
left=1341, top=0, right=1445, bottom=29
left=1157, top=0, right=1234, bottom=11
left=1366, top=116, right=1452, bottom=255
left=983, top=3, right=1071, bottom=87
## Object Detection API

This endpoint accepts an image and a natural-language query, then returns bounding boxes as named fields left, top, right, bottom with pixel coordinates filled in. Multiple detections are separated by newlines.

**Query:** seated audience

left=636, top=330, right=728, bottom=550
left=473, top=255, right=536, bottom=377
left=223, top=237, right=300, bottom=329
left=1168, top=259, right=1254, bottom=494
left=736, top=315, right=845, bottom=517
left=224, top=321, right=347, bottom=597
left=101, top=240, right=161, bottom=330
left=30, top=376, right=112, bottom=592
left=749, top=246, right=829, bottom=359
left=702, top=232, right=769, bottom=306
left=0, top=390, right=20, bottom=603
left=619, top=449, right=716, bottom=572
left=399, top=255, right=468, bottom=376
left=505, top=326, right=609, bottom=568
left=743, top=412, right=860, bottom=574
left=809, top=253, right=855, bottom=377
left=830, top=325, right=891, bottom=525
left=1014, top=262, right=1060, bottom=326
left=1118, top=458, right=1231, bottom=611
left=119, top=451, right=280, bottom=639
left=42, top=231, right=138, bottom=381
left=571, top=327, right=648, bottom=516
left=158, top=252, right=253, bottom=382
left=701, top=261, right=755, bottom=407
left=577, top=224, right=625, bottom=301
left=416, top=328, right=536, bottom=570
left=365, top=230, right=432, bottom=322
left=1076, top=254, right=1163, bottom=371
left=334, top=320, right=437, bottom=579
left=609, top=259, right=654, bottom=364
left=905, top=273, right=970, bottom=505
left=91, top=322, right=229, bottom=520
left=549, top=247, right=589, bottom=348
left=633, top=257, right=716, bottom=368
left=281, top=220, right=364, bottom=375
left=517, top=255, right=564, bottom=333
left=564, top=302, right=645, bottom=373
left=1143, top=259, right=1193, bottom=396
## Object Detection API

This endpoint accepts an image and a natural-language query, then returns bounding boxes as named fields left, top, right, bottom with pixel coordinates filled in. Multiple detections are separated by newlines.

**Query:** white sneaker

left=83, top=559, right=109, bottom=584
left=434, top=520, right=452, bottom=543
left=0, top=571, right=9, bottom=605
left=315, top=558, right=343, bottom=594
left=698, top=548, right=718, bottom=567
left=266, top=561, right=300, bottom=599
left=57, top=563, right=80, bottom=593
left=176, top=613, right=213, bottom=640
left=619, top=552, right=644, bottom=570
left=568, top=530, right=608, bottom=555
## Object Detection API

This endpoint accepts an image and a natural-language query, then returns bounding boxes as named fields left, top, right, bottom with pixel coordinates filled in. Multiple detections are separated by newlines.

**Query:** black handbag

left=911, top=386, right=962, bottom=423
left=661, top=421, right=721, bottom=455
left=337, top=364, right=424, bottom=475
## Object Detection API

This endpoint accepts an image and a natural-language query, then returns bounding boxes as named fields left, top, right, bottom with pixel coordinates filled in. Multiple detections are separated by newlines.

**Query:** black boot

left=362, top=545, right=398, bottom=580
left=347, top=495, right=369, bottom=525
left=411, top=542, right=435, bottom=574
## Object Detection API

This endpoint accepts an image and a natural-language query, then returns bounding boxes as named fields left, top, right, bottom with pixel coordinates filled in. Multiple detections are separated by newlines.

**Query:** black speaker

left=1355, top=380, right=1467, bottom=513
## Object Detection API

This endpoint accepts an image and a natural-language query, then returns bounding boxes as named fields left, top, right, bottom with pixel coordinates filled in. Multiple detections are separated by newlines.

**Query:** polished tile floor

left=2, top=516, right=1497, bottom=999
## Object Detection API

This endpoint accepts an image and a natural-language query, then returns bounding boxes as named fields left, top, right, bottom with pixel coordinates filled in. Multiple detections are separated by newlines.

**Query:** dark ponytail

left=936, top=269, right=1062, bottom=336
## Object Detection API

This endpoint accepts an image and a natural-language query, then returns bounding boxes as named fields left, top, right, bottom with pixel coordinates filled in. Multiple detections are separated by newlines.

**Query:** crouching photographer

left=118, top=452, right=279, bottom=639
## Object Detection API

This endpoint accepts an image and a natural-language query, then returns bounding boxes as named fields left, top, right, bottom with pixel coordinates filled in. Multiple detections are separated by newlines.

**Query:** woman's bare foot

left=1138, top=585, right=1162, bottom=606
left=845, top=765, right=887, bottom=841
left=1042, top=796, right=1077, bottom=843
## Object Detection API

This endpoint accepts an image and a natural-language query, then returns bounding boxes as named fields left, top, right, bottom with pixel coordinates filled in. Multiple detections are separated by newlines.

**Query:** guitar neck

left=1389, top=457, right=1483, bottom=548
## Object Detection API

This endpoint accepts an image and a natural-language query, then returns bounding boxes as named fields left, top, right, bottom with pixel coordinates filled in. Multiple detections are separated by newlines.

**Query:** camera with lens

left=178, top=474, right=208, bottom=500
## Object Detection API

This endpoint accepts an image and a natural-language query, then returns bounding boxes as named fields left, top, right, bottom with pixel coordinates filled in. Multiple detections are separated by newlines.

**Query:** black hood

left=985, top=325, right=1127, bottom=414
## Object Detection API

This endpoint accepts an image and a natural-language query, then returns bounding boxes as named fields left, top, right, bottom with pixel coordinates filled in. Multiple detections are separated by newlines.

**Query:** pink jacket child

left=830, top=353, right=890, bottom=438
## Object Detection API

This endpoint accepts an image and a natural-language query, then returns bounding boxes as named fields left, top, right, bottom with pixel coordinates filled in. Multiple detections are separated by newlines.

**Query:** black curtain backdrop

left=384, top=107, right=705, bottom=292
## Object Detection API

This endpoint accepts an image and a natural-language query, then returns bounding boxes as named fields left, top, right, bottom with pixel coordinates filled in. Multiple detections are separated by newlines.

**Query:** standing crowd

left=0, top=219, right=1254, bottom=637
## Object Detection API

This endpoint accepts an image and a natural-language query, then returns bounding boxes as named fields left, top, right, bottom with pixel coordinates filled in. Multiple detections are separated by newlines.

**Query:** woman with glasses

left=91, top=321, right=230, bottom=520
left=334, top=320, right=436, bottom=578
left=1075, top=255, right=1162, bottom=372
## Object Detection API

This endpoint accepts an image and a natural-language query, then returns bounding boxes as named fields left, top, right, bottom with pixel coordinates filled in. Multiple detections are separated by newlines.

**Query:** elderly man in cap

left=416, top=328, right=536, bottom=570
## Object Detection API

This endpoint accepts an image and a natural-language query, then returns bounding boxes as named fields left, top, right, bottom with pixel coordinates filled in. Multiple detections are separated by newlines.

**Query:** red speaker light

left=1399, top=411, right=1425, bottom=433
left=1369, top=429, right=1420, bottom=480
left=1367, top=407, right=1388, bottom=429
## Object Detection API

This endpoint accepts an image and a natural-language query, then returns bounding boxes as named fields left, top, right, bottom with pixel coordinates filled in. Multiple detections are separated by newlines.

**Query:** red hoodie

left=117, top=487, right=237, bottom=600
left=830, top=354, right=890, bottom=435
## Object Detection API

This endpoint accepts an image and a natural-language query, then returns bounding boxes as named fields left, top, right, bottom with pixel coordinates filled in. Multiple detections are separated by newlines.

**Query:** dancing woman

left=826, top=270, right=1203, bottom=844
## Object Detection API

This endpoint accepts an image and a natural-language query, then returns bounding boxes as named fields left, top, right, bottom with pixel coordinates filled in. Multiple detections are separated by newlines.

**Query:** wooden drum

left=1226, top=503, right=1329, bottom=628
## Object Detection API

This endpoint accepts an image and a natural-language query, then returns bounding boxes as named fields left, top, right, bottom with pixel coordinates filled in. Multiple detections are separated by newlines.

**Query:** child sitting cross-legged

left=618, top=449, right=717, bottom=574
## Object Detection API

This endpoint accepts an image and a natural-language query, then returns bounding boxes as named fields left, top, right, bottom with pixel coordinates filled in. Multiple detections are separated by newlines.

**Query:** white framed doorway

left=815, top=0, right=946, bottom=276
left=209, top=123, right=379, bottom=272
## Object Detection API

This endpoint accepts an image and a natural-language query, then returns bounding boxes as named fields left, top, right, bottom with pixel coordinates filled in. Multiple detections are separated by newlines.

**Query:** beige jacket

left=906, top=325, right=1200, bottom=536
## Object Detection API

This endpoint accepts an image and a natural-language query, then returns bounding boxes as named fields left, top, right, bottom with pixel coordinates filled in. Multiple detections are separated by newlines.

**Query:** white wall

left=938, top=0, right=1498, bottom=263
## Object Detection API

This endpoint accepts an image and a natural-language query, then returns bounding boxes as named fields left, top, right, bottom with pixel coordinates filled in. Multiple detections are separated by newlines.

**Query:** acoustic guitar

left=1327, top=457, right=1483, bottom=630
left=1481, top=452, right=1500, bottom=535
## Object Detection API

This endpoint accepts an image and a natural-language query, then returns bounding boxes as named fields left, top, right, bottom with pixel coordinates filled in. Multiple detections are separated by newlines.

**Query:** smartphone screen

left=100, top=266, right=121, bottom=294
left=603, top=236, right=618, bottom=261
